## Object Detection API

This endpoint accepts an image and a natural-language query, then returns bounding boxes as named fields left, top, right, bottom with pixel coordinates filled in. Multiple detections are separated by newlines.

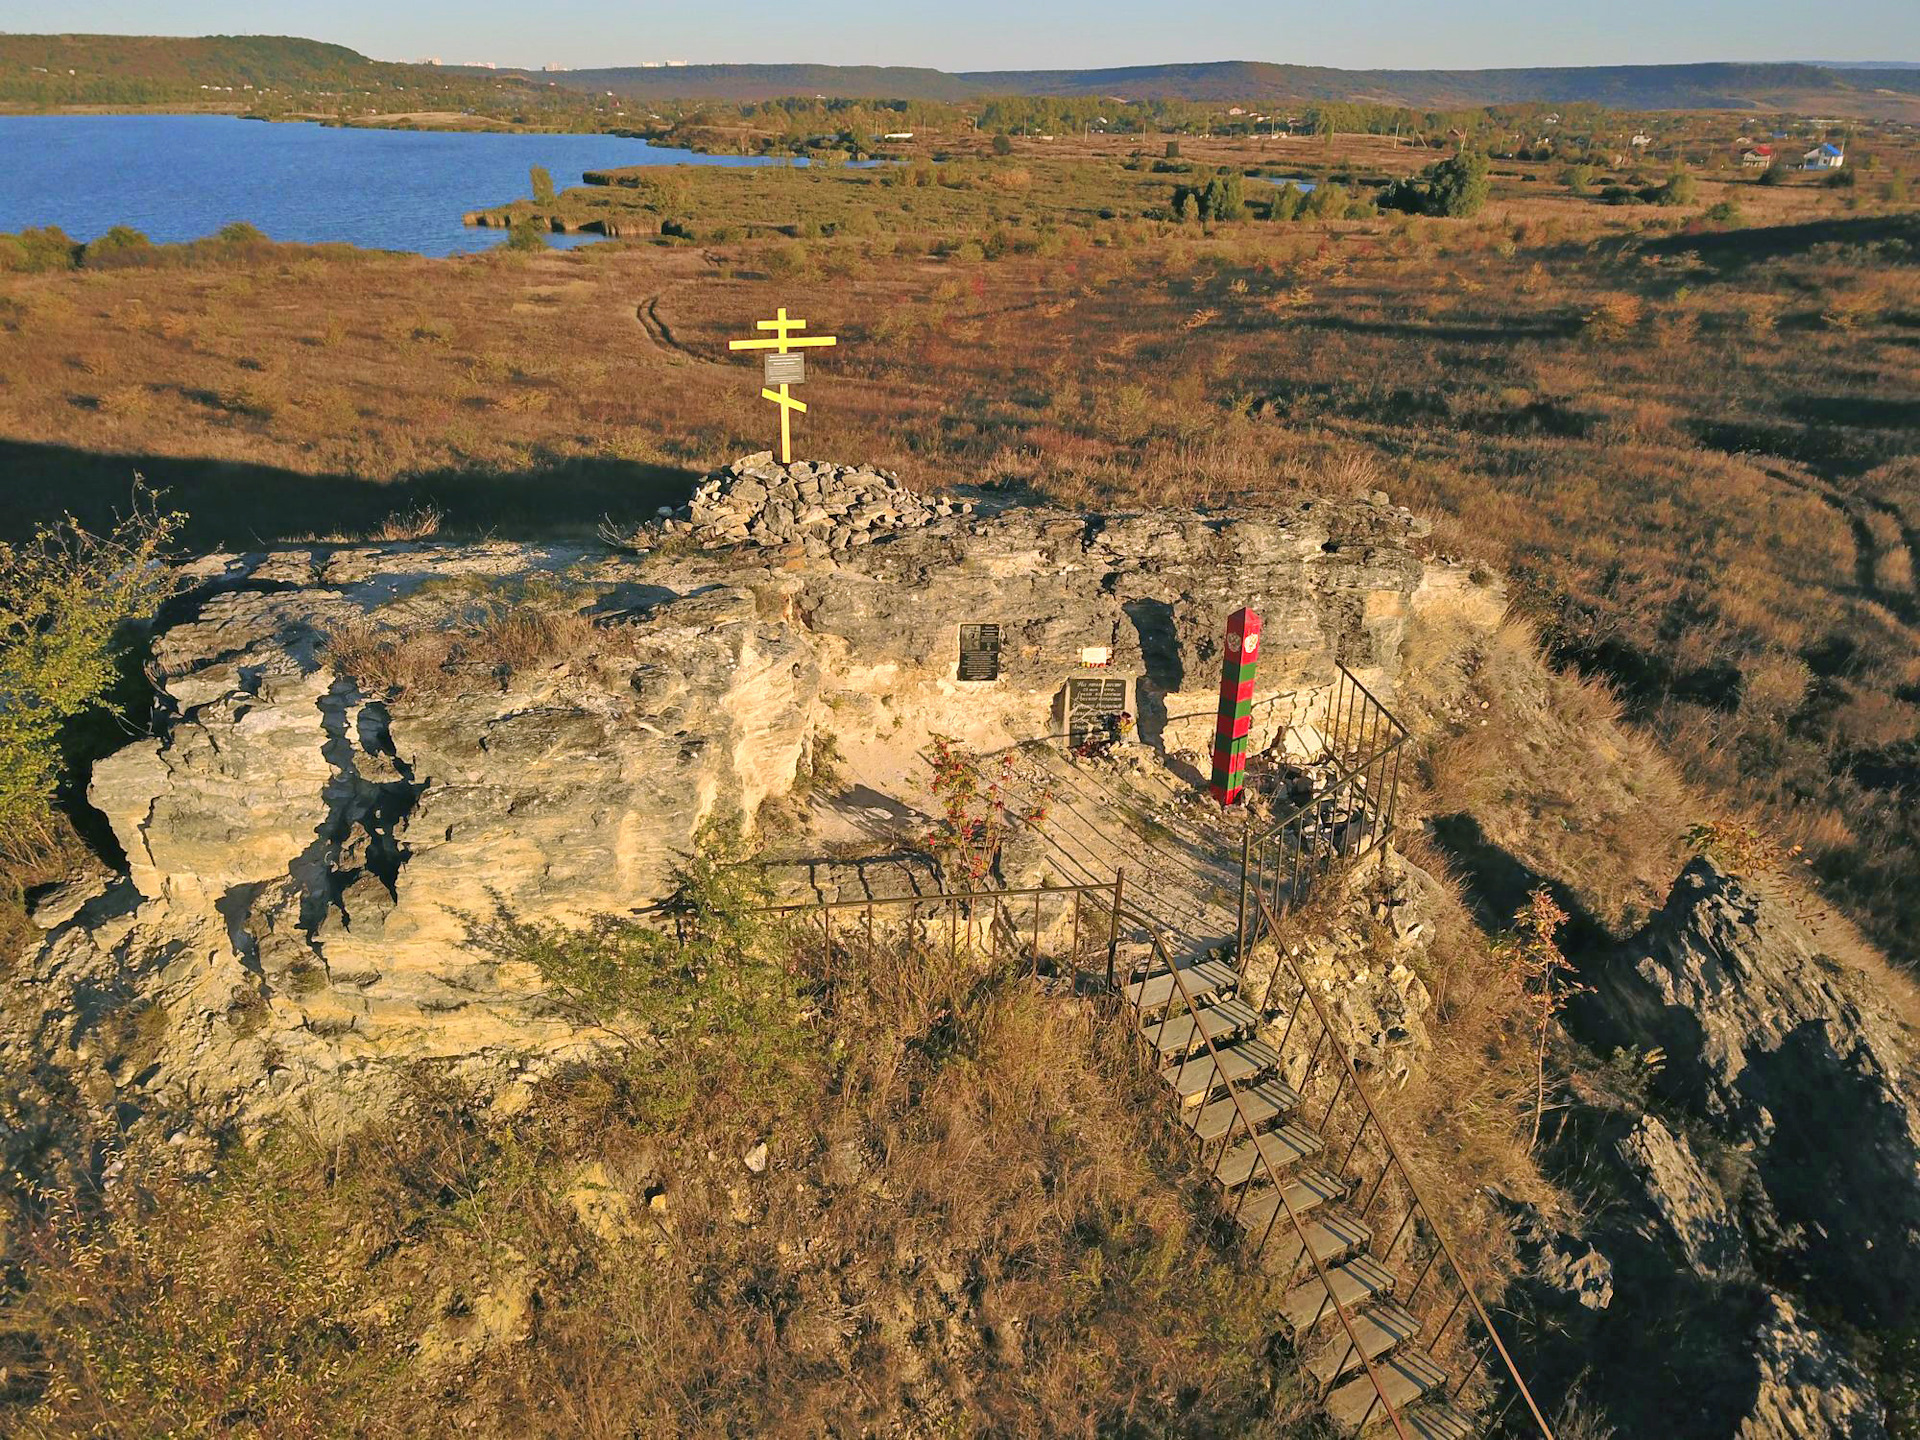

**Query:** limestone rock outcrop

left=1589, top=857, right=1920, bottom=1334
left=1617, top=1113, right=1750, bottom=1280
left=1737, top=1294, right=1890, bottom=1440
left=5, top=479, right=1475, bottom=1140
left=1512, top=857, right=1918, bottom=1437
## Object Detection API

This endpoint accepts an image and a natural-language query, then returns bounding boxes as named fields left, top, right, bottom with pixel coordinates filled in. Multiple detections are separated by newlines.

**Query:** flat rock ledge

left=654, top=453, right=973, bottom=555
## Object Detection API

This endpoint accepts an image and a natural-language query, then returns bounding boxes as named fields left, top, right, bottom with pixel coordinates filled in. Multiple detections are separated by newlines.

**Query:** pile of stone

left=656, top=453, right=972, bottom=554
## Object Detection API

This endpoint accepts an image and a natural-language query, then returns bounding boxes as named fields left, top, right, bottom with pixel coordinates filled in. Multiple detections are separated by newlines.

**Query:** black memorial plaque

left=1065, top=676, right=1128, bottom=745
left=958, top=623, right=1001, bottom=681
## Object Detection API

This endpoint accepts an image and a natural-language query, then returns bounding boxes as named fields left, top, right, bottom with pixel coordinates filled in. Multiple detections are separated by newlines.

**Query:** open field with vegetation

left=3, top=134, right=1916, bottom=963
left=2, top=80, right=1919, bottom=1432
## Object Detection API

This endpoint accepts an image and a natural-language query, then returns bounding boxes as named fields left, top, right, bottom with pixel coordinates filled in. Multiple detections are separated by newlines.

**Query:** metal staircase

left=1097, top=665, right=1554, bottom=1438
left=1111, top=919, right=1510, bottom=1437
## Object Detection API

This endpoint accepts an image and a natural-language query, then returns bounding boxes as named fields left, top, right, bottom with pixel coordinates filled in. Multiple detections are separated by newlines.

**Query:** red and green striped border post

left=1209, top=607, right=1262, bottom=807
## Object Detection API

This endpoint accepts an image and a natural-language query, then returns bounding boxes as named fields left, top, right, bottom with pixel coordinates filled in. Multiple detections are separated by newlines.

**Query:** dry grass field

left=3, top=145, right=1915, bottom=963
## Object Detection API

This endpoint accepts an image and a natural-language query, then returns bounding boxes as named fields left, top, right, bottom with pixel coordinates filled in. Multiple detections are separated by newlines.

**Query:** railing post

left=1105, top=869, right=1125, bottom=989
left=1235, top=821, right=1251, bottom=976
left=1031, top=890, right=1043, bottom=978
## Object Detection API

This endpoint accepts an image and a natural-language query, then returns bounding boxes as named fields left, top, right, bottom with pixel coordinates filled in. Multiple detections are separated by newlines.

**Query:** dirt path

left=1759, top=457, right=1920, bottom=635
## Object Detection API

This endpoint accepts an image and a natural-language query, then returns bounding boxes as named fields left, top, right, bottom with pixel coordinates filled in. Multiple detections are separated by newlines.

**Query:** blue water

left=0, top=113, right=820, bottom=256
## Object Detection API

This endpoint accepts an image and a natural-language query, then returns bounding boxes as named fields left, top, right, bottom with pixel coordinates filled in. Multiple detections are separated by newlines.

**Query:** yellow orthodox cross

left=728, top=307, right=838, bottom=464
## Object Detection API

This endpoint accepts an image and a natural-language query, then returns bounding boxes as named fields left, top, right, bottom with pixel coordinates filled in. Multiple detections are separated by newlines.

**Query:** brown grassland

left=3, top=138, right=1916, bottom=963
left=2, top=124, right=1917, bottom=1434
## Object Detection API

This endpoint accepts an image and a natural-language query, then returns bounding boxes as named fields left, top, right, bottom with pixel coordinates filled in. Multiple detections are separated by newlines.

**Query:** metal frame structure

left=1241, top=890, right=1557, bottom=1438
left=758, top=876, right=1128, bottom=987
left=1236, top=664, right=1409, bottom=965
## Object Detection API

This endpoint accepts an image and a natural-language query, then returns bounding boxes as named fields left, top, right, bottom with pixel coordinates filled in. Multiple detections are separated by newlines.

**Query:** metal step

left=1305, top=1299, right=1423, bottom=1386
left=1125, top=958, right=1238, bottom=1012
left=1405, top=1401, right=1478, bottom=1439
left=1187, top=1075, right=1302, bottom=1143
left=1210, top=1123, right=1327, bottom=1189
left=1161, top=1036, right=1280, bottom=1101
left=1326, top=1349, right=1450, bottom=1434
left=1241, top=1209, right=1373, bottom=1273
left=1279, top=1253, right=1397, bottom=1334
left=1222, top=1167, right=1346, bottom=1237
left=1140, top=996, right=1258, bottom=1057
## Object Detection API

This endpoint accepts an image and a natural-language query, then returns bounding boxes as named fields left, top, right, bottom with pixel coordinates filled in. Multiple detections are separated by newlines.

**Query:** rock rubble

left=658, top=453, right=972, bottom=555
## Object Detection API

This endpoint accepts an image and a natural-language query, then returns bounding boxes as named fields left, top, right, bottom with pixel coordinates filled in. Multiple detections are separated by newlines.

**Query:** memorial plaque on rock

left=1065, top=676, right=1128, bottom=746
left=958, top=623, right=1001, bottom=681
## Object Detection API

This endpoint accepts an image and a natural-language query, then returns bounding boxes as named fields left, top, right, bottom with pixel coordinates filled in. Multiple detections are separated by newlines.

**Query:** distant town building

left=1803, top=142, right=1845, bottom=169
left=883, top=132, right=914, bottom=141
left=543, top=63, right=566, bottom=73
left=1740, top=144, right=1774, bottom=168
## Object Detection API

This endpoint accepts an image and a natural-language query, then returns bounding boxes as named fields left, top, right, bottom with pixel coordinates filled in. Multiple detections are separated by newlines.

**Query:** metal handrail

left=1249, top=889, right=1557, bottom=1438
left=1251, top=725, right=1407, bottom=853
left=1121, top=908, right=1416, bottom=1440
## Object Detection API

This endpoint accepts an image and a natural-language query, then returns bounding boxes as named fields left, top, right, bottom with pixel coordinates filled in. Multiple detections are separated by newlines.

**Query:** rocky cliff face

left=1514, top=857, right=1918, bottom=1439
left=5, top=482, right=1487, bottom=1143
left=1596, top=858, right=1920, bottom=1336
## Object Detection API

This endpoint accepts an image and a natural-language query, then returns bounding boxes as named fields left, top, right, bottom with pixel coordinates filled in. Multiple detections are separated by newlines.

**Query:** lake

left=0, top=114, right=820, bottom=257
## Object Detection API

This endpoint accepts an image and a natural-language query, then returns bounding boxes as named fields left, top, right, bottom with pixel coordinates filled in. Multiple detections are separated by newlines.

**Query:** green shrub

left=991, top=132, right=1013, bottom=156
left=505, top=215, right=550, bottom=251
left=1560, top=163, right=1595, bottom=194
left=1302, top=181, right=1351, bottom=220
left=80, top=225, right=154, bottom=267
left=1646, top=169, right=1697, bottom=206
left=1379, top=147, right=1489, bottom=218
left=1170, top=172, right=1244, bottom=223
left=1704, top=199, right=1743, bottom=226
left=0, top=226, right=82, bottom=273
left=530, top=164, right=557, bottom=205
left=0, top=492, right=182, bottom=865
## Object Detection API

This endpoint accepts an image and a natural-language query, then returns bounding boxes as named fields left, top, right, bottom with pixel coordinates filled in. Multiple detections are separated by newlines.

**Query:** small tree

left=1490, top=888, right=1584, bottom=1149
left=1427, top=146, right=1490, bottom=217
left=1268, top=181, right=1307, bottom=222
left=991, top=131, right=1013, bottom=156
left=1200, top=171, right=1245, bottom=222
left=923, top=737, right=1046, bottom=890
left=1559, top=163, right=1595, bottom=194
left=530, top=164, right=557, bottom=206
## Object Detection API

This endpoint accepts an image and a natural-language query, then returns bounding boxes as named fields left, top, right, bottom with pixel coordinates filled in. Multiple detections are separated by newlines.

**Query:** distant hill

left=491, top=62, right=982, bottom=104
left=3, top=34, right=1917, bottom=117
left=469, top=56, right=1920, bottom=115
left=0, top=33, right=420, bottom=93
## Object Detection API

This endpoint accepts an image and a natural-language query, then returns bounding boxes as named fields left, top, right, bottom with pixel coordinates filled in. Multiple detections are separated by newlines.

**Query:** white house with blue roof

left=1803, top=142, right=1845, bottom=170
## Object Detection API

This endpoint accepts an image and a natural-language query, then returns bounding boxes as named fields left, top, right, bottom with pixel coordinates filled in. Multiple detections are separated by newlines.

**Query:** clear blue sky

left=6, top=0, right=1916, bottom=72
